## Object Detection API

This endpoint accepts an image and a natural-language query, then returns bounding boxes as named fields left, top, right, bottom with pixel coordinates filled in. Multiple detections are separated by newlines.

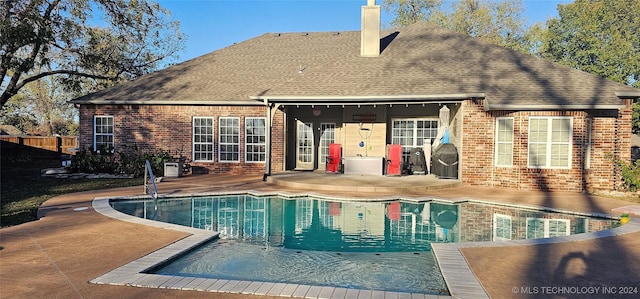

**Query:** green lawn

left=1, top=158, right=142, bottom=228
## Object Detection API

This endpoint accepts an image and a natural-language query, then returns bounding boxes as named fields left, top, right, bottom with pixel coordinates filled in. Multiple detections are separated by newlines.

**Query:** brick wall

left=79, top=98, right=632, bottom=191
left=461, top=99, right=633, bottom=192
left=79, top=104, right=285, bottom=175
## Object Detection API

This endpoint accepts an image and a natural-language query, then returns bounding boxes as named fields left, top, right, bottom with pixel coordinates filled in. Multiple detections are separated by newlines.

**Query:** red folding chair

left=325, top=143, right=342, bottom=174
left=387, top=202, right=401, bottom=221
left=329, top=202, right=341, bottom=216
left=386, top=144, right=403, bottom=176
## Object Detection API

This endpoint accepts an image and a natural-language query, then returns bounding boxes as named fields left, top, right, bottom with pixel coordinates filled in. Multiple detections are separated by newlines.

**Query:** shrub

left=117, top=145, right=145, bottom=177
left=618, top=159, right=640, bottom=192
left=71, top=146, right=175, bottom=178
left=71, top=146, right=117, bottom=174
left=142, top=149, right=173, bottom=177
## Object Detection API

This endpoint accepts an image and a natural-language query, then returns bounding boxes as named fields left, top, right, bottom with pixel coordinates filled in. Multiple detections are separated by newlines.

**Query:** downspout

left=518, top=114, right=522, bottom=189
left=263, top=99, right=272, bottom=181
left=614, top=107, right=622, bottom=190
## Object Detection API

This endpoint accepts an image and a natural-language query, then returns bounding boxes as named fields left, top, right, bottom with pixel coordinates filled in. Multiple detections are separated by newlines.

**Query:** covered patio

left=255, top=95, right=473, bottom=178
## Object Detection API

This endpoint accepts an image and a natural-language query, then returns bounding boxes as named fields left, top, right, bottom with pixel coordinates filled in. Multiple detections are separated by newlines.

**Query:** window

left=244, top=197, right=267, bottom=237
left=93, top=115, right=114, bottom=151
left=528, top=117, right=572, bottom=168
left=526, top=218, right=570, bottom=239
left=319, top=123, right=336, bottom=164
left=318, top=201, right=337, bottom=229
left=245, top=117, right=266, bottom=163
left=297, top=122, right=314, bottom=164
left=193, top=117, right=214, bottom=161
left=493, top=214, right=512, bottom=241
left=391, top=119, right=438, bottom=163
left=495, top=118, right=514, bottom=167
left=296, top=199, right=314, bottom=232
left=219, top=117, right=240, bottom=162
left=191, top=198, right=214, bottom=230
left=217, top=196, right=240, bottom=238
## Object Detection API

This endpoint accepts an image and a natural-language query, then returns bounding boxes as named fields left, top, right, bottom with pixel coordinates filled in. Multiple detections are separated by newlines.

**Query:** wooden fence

left=0, top=136, right=78, bottom=159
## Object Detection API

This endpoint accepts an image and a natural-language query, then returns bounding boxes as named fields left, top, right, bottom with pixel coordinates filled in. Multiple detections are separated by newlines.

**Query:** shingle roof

left=71, top=22, right=640, bottom=109
left=0, top=125, right=24, bottom=135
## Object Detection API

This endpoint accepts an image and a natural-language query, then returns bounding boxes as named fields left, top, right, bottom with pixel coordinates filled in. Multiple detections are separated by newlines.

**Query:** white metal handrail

left=144, top=160, right=159, bottom=219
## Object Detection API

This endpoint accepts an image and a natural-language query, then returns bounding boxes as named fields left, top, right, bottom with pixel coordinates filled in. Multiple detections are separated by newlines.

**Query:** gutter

left=615, top=91, right=640, bottom=98
left=67, top=99, right=264, bottom=106
left=249, top=93, right=485, bottom=105
left=483, top=103, right=627, bottom=111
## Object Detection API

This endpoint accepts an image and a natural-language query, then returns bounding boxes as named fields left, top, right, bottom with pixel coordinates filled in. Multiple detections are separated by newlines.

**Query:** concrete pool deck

left=2, top=173, right=640, bottom=298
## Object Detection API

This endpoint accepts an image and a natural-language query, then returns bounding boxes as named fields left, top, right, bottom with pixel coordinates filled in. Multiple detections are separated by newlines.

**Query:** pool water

left=111, top=194, right=619, bottom=295
left=154, top=240, right=444, bottom=294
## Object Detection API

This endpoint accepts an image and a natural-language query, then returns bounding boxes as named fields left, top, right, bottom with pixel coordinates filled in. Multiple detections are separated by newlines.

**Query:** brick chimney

left=361, top=0, right=380, bottom=57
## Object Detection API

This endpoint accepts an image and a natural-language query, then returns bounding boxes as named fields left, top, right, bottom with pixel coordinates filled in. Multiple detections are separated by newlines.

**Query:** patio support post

left=263, top=100, right=282, bottom=181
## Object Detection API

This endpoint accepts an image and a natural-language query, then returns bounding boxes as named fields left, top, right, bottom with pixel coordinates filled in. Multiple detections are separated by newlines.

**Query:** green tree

left=542, top=0, right=640, bottom=133
left=382, top=0, right=441, bottom=28
left=1, top=64, right=78, bottom=135
left=542, top=0, right=640, bottom=88
left=0, top=93, right=38, bottom=134
left=431, top=0, right=530, bottom=52
left=383, top=0, right=538, bottom=54
left=0, top=0, right=185, bottom=109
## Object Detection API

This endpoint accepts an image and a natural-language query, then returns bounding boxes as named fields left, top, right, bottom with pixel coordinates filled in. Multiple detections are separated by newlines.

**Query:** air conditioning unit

left=164, top=162, right=182, bottom=177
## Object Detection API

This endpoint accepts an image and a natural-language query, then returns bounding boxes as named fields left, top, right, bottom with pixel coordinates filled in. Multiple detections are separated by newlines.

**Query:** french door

left=296, top=121, right=337, bottom=170
left=296, top=121, right=314, bottom=170
left=319, top=123, right=336, bottom=165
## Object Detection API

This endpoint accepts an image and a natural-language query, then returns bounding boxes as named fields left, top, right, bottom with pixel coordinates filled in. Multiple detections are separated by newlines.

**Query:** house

left=70, top=1, right=640, bottom=192
left=0, top=125, right=24, bottom=136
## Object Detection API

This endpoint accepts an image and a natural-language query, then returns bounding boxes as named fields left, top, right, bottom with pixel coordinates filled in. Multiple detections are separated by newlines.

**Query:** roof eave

left=484, top=103, right=626, bottom=111
left=250, top=93, right=486, bottom=105
left=68, top=99, right=263, bottom=106
left=615, top=91, right=640, bottom=98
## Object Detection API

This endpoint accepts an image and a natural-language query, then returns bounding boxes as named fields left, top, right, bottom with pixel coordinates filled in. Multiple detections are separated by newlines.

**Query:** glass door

left=319, top=123, right=336, bottom=167
left=296, top=121, right=314, bottom=170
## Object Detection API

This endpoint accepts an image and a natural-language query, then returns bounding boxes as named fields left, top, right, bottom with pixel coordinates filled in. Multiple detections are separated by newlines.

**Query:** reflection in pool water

left=111, top=194, right=619, bottom=295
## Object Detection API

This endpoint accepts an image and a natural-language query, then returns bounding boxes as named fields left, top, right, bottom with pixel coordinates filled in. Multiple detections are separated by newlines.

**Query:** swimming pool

left=110, top=193, right=620, bottom=296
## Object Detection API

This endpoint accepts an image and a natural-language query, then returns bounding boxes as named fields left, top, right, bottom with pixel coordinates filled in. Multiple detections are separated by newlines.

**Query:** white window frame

left=526, top=218, right=570, bottom=239
left=495, top=117, right=514, bottom=167
left=93, top=115, right=114, bottom=151
left=217, top=196, right=240, bottom=238
left=218, top=117, right=240, bottom=162
left=528, top=116, right=572, bottom=169
left=245, top=117, right=266, bottom=163
left=391, top=118, right=439, bottom=162
left=296, top=199, right=314, bottom=232
left=493, top=214, right=512, bottom=241
left=243, top=197, right=267, bottom=237
left=192, top=116, right=215, bottom=162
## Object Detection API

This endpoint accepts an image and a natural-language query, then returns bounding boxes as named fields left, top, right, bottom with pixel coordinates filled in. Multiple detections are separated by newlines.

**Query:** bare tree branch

left=1, top=0, right=185, bottom=109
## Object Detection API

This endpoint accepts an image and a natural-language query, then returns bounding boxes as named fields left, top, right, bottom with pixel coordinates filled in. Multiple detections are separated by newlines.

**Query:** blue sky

left=158, top=0, right=571, bottom=63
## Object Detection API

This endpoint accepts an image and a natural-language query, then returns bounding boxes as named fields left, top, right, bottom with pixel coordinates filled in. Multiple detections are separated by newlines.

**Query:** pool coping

left=91, top=191, right=640, bottom=299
